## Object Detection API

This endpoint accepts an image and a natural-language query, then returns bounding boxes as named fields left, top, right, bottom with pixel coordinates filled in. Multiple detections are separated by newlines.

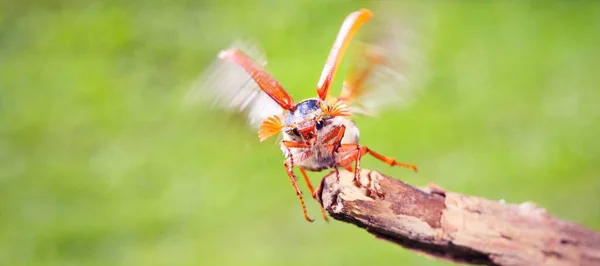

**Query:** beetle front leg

left=320, top=125, right=347, bottom=183
left=330, top=125, right=347, bottom=153
left=282, top=140, right=310, bottom=149
left=284, top=153, right=314, bottom=222
left=320, top=125, right=346, bottom=147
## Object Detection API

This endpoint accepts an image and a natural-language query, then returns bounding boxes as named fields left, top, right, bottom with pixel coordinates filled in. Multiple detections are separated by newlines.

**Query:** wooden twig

left=315, top=169, right=600, bottom=266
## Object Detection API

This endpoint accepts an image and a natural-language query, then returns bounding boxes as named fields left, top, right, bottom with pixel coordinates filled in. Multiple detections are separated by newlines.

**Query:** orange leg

left=284, top=157, right=314, bottom=222
left=328, top=144, right=418, bottom=184
left=299, top=168, right=328, bottom=222
left=331, top=125, right=346, bottom=153
left=334, top=144, right=357, bottom=172
left=320, top=125, right=346, bottom=146
left=282, top=140, right=310, bottom=149
left=360, top=146, right=418, bottom=173
left=321, top=125, right=347, bottom=182
left=329, top=144, right=362, bottom=183
left=331, top=146, right=377, bottom=198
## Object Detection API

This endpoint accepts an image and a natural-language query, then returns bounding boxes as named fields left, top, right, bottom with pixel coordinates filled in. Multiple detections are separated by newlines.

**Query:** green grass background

left=1, top=1, right=599, bottom=265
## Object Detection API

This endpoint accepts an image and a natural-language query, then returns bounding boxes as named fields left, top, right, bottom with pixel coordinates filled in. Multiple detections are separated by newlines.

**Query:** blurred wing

left=337, top=16, right=427, bottom=116
left=186, top=39, right=284, bottom=129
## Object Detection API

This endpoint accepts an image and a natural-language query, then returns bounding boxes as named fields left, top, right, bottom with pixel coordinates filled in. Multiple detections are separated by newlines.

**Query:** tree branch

left=315, top=169, right=600, bottom=266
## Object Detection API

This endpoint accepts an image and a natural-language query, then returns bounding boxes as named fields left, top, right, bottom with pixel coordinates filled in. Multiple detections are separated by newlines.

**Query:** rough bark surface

left=315, top=169, right=600, bottom=266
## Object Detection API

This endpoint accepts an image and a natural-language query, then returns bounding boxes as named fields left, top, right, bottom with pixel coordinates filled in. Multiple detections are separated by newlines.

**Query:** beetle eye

left=292, top=128, right=300, bottom=136
left=315, top=120, right=324, bottom=130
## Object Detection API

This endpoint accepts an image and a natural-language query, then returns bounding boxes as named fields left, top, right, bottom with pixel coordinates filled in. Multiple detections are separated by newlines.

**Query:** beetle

left=190, top=9, right=419, bottom=222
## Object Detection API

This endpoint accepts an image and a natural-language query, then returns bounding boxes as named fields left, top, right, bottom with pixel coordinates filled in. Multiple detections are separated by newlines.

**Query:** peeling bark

left=316, top=169, right=600, bottom=266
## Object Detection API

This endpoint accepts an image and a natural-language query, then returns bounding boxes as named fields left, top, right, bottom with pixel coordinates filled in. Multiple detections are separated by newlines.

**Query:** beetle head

left=283, top=99, right=324, bottom=142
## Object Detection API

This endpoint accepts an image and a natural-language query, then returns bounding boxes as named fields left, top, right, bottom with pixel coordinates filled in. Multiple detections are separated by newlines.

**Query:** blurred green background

left=1, top=1, right=599, bottom=265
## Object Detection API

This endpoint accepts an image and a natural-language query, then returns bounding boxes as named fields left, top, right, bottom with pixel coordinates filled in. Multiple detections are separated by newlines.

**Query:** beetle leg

left=328, top=144, right=362, bottom=184
left=359, top=146, right=418, bottom=173
left=324, top=145, right=374, bottom=198
left=328, top=144, right=418, bottom=186
left=284, top=156, right=314, bottom=222
left=329, top=144, right=417, bottom=172
left=320, top=125, right=346, bottom=146
left=299, top=168, right=328, bottom=222
left=298, top=168, right=316, bottom=198
left=331, top=145, right=356, bottom=172
left=353, top=145, right=363, bottom=186
left=331, top=125, right=347, bottom=153
left=320, top=125, right=347, bottom=183
left=282, top=140, right=310, bottom=148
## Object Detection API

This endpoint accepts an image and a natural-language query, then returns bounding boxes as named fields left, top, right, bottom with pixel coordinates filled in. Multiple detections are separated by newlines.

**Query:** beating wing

left=336, top=16, right=427, bottom=116
left=186, top=39, right=285, bottom=129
